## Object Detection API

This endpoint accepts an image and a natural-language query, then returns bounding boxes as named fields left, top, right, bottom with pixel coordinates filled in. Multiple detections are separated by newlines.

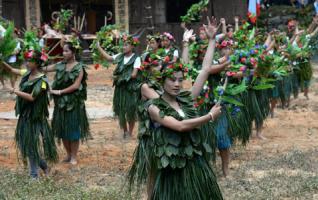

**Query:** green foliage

left=53, top=9, right=73, bottom=33
left=90, top=25, right=121, bottom=68
left=180, top=0, right=209, bottom=23
left=0, top=22, right=17, bottom=60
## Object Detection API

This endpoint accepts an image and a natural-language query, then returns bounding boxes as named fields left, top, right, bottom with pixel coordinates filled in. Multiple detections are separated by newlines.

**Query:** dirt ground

left=0, top=64, right=317, bottom=199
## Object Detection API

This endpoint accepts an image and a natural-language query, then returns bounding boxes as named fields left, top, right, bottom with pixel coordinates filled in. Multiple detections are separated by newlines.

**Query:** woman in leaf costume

left=97, top=35, right=141, bottom=138
left=45, top=42, right=90, bottom=165
left=128, top=38, right=163, bottom=196
left=1, top=49, right=58, bottom=178
left=161, top=32, right=179, bottom=64
left=144, top=17, right=224, bottom=200
left=182, top=26, right=233, bottom=176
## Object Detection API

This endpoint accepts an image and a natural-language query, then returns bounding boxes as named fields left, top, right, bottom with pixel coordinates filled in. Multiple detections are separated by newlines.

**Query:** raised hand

left=234, top=16, right=239, bottom=23
left=220, top=18, right=226, bottom=25
left=203, top=16, right=220, bottom=40
left=183, top=29, right=195, bottom=42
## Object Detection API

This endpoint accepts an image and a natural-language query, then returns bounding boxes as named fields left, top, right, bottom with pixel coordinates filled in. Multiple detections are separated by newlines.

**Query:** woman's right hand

left=209, top=103, right=222, bottom=120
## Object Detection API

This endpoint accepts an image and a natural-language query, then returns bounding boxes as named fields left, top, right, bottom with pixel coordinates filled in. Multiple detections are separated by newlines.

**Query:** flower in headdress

left=240, top=66, right=247, bottom=72
left=250, top=57, right=257, bottom=66
left=164, top=56, right=170, bottom=63
left=162, top=32, right=175, bottom=42
left=24, top=50, right=34, bottom=59
left=240, top=57, right=247, bottom=63
left=40, top=49, right=48, bottom=62
left=226, top=71, right=236, bottom=77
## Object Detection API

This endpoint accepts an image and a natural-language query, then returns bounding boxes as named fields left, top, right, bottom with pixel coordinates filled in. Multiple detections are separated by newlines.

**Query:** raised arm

left=192, top=16, right=219, bottom=98
left=220, top=18, right=227, bottom=34
left=50, top=69, right=84, bottom=95
left=234, top=16, right=239, bottom=32
left=148, top=103, right=221, bottom=132
left=181, top=29, right=195, bottom=64
left=2, top=62, right=21, bottom=76
left=97, top=41, right=114, bottom=62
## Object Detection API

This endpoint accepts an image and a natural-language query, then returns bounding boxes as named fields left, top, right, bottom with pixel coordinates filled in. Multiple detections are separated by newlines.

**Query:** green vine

left=180, top=0, right=209, bottom=23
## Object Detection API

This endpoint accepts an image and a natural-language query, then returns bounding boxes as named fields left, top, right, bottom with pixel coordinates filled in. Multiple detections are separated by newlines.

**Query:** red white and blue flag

left=248, top=0, right=261, bottom=24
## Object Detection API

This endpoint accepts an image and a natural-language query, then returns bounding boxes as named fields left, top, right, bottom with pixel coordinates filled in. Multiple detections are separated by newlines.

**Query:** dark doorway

left=2, top=0, right=25, bottom=28
left=40, top=0, right=114, bottom=34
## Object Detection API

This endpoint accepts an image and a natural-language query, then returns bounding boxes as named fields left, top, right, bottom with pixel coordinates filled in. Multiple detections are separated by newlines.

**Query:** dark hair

left=64, top=42, right=77, bottom=54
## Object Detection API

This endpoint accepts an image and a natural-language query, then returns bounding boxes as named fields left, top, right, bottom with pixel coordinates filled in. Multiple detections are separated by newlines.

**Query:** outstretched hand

left=203, top=16, right=220, bottom=40
left=183, top=29, right=195, bottom=42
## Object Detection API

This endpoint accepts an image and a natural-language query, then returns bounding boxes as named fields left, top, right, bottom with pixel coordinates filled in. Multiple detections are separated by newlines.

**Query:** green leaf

left=190, top=132, right=200, bottom=145
left=221, top=96, right=244, bottom=106
left=203, top=143, right=212, bottom=153
left=160, top=155, right=169, bottom=168
left=165, top=145, right=179, bottom=157
left=155, top=146, right=164, bottom=157
left=193, top=148, right=202, bottom=156
left=159, top=111, right=165, bottom=118
left=164, top=132, right=181, bottom=146
left=176, top=157, right=186, bottom=168
left=184, top=145, right=193, bottom=157
left=252, top=84, right=274, bottom=90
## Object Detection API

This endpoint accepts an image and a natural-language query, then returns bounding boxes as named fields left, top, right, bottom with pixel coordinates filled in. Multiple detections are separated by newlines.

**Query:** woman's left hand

left=183, top=29, right=195, bottom=43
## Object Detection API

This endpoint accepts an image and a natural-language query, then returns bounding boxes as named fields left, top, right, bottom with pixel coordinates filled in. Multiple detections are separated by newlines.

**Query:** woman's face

left=162, top=38, right=171, bottom=48
left=123, top=42, right=133, bottom=54
left=63, top=45, right=74, bottom=61
left=163, top=71, right=183, bottom=97
left=149, top=39, right=159, bottom=51
left=199, top=30, right=207, bottom=40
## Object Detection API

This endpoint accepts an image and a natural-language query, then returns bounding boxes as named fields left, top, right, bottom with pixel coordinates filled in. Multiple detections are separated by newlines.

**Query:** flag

left=248, top=0, right=257, bottom=24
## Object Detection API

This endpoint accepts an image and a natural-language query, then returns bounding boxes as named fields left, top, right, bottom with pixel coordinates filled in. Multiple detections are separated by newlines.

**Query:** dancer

left=44, top=42, right=90, bottom=165
left=145, top=17, right=224, bottom=200
left=97, top=34, right=141, bottom=138
left=1, top=50, right=58, bottom=178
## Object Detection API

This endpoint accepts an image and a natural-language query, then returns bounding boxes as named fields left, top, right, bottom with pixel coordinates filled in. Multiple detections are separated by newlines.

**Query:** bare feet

left=70, top=157, right=78, bottom=165
left=62, top=156, right=71, bottom=163
left=123, top=131, right=132, bottom=139
left=256, top=133, right=267, bottom=140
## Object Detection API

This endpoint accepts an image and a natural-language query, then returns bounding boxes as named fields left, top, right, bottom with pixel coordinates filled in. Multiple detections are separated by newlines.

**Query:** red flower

left=133, top=37, right=139, bottom=43
left=240, top=66, right=246, bottom=72
left=164, top=56, right=170, bottom=63
left=250, top=57, right=257, bottom=66
left=143, top=61, right=149, bottom=66
left=260, top=54, right=265, bottom=60
left=226, top=71, right=237, bottom=77
left=204, top=92, right=209, bottom=98
left=167, top=65, right=174, bottom=69
left=152, top=60, right=159, bottom=65
left=40, top=51, right=48, bottom=62
left=94, top=64, right=100, bottom=70
left=240, top=57, right=247, bottom=63
left=24, top=50, right=34, bottom=59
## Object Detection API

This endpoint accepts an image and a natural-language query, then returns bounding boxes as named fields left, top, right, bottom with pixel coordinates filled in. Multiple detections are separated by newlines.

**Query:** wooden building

left=0, top=0, right=248, bottom=43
